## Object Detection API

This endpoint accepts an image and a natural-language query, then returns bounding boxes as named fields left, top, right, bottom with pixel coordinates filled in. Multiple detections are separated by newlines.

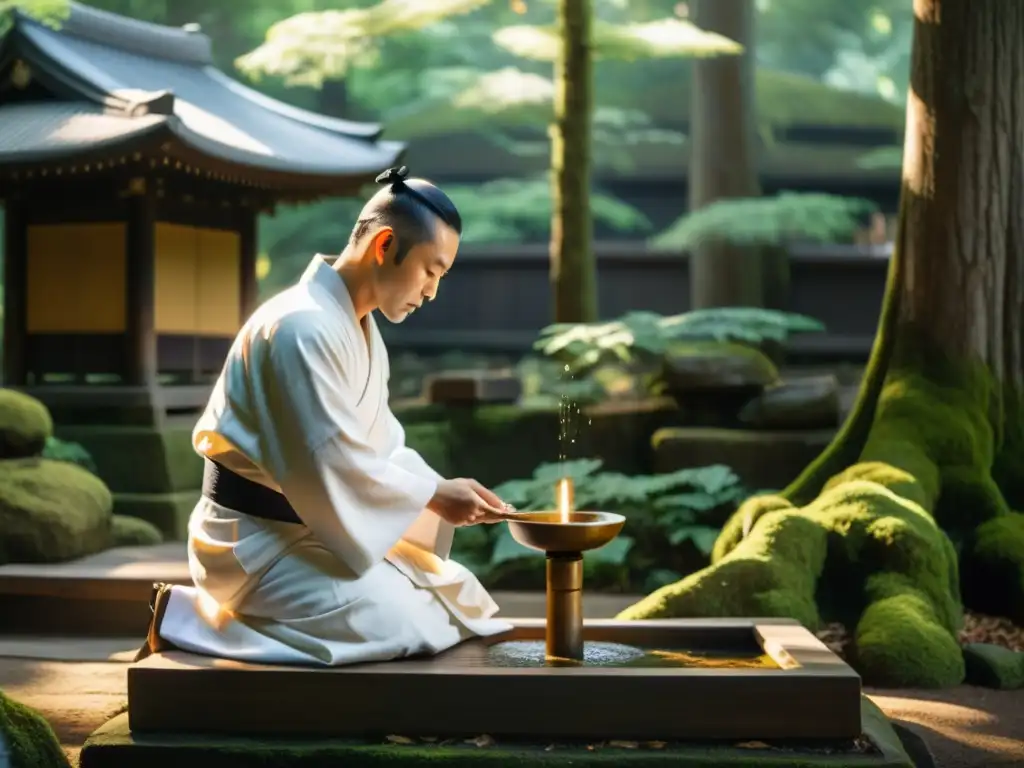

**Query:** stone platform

left=0, top=544, right=639, bottom=636
left=126, top=619, right=861, bottom=742
left=80, top=697, right=919, bottom=768
left=0, top=544, right=191, bottom=636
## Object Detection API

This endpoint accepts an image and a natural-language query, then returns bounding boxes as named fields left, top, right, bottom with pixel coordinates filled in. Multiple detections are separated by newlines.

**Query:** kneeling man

left=139, top=167, right=514, bottom=666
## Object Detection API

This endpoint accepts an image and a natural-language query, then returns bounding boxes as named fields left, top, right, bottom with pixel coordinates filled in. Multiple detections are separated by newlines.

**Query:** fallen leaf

left=465, top=734, right=495, bottom=747
left=609, top=740, right=639, bottom=749
left=736, top=740, right=771, bottom=749
left=421, top=737, right=437, bottom=743
left=544, top=745, right=556, bottom=751
left=645, top=741, right=667, bottom=749
left=385, top=735, right=415, bottom=745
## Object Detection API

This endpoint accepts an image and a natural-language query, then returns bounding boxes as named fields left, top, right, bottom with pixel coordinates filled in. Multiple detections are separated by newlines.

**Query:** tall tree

left=688, top=0, right=762, bottom=309
left=622, top=0, right=1024, bottom=689
left=550, top=0, right=594, bottom=322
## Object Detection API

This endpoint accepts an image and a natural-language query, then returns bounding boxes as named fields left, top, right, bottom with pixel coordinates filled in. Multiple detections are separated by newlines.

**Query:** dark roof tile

left=1, top=2, right=403, bottom=188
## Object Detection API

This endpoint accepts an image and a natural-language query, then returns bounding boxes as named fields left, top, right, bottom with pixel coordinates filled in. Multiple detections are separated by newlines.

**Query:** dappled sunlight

left=24, top=109, right=159, bottom=148
left=901, top=88, right=934, bottom=198
left=237, top=0, right=491, bottom=84
left=493, top=19, right=742, bottom=63
left=872, top=691, right=1024, bottom=760
left=453, top=67, right=553, bottom=114
left=174, top=100, right=275, bottom=157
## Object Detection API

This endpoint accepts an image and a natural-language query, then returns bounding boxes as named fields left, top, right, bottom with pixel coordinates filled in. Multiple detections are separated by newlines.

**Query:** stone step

left=0, top=544, right=191, bottom=636
left=0, top=544, right=640, bottom=636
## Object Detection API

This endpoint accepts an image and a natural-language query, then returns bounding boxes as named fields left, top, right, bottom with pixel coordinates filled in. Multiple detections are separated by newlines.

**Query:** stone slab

left=81, top=697, right=916, bottom=768
left=423, top=370, right=522, bottom=404
left=127, top=619, right=862, bottom=741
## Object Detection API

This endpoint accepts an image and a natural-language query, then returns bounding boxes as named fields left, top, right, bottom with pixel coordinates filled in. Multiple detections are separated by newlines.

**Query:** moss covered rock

left=0, top=458, right=113, bottom=564
left=111, top=514, right=164, bottom=547
left=621, top=364, right=981, bottom=689
left=0, top=390, right=52, bottom=460
left=962, top=643, right=1024, bottom=689
left=0, top=688, right=71, bottom=768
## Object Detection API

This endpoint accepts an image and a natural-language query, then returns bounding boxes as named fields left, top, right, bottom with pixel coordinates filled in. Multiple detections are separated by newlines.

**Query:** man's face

left=373, top=223, right=459, bottom=323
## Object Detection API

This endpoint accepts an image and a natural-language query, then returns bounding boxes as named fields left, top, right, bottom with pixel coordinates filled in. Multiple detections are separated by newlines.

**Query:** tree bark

left=622, top=0, right=1024, bottom=688
left=550, top=0, right=596, bottom=323
left=688, top=0, right=764, bottom=309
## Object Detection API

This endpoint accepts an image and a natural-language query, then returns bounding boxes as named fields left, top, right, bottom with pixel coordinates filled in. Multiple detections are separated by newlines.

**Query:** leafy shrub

left=536, top=309, right=824, bottom=375
left=41, top=436, right=98, bottom=475
left=651, top=192, right=878, bottom=249
left=451, top=458, right=753, bottom=593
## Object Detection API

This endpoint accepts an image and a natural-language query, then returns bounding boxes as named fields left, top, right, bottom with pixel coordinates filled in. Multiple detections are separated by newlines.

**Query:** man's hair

left=349, top=166, right=462, bottom=264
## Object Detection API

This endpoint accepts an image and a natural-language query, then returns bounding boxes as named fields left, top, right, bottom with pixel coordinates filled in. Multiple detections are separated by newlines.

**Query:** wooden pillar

left=3, top=198, right=28, bottom=387
left=124, top=181, right=157, bottom=387
left=238, top=208, right=259, bottom=321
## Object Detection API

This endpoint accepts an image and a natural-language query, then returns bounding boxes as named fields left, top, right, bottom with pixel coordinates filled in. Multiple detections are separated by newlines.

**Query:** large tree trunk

left=549, top=0, right=596, bottom=323
left=688, top=0, right=764, bottom=309
left=621, top=0, right=1024, bottom=690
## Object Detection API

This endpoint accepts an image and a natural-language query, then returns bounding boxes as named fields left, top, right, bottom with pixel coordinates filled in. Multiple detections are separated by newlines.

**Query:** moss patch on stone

left=111, top=514, right=164, bottom=547
left=0, top=458, right=114, bottom=564
left=619, top=340, right=1024, bottom=689
left=0, top=389, right=53, bottom=460
left=80, top=698, right=913, bottom=768
left=962, top=643, right=1024, bottom=690
left=0, top=687, right=71, bottom=768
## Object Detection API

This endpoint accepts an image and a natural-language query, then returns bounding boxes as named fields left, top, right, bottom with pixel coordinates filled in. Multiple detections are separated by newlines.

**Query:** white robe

left=158, top=254, right=513, bottom=666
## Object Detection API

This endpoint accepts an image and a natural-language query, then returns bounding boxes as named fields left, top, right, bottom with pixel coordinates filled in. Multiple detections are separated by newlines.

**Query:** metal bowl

left=507, top=511, right=626, bottom=554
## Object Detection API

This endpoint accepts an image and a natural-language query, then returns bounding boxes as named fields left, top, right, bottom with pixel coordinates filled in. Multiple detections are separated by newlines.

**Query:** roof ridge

left=17, top=1, right=213, bottom=67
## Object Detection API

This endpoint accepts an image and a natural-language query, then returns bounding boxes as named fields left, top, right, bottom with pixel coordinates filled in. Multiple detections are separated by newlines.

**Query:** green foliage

left=535, top=308, right=825, bottom=374
left=0, top=688, right=71, bottom=768
left=857, top=145, right=903, bottom=170
left=41, top=436, right=98, bottom=475
left=0, top=0, right=67, bottom=34
left=652, top=193, right=879, bottom=250
left=236, top=0, right=493, bottom=87
left=450, top=458, right=748, bottom=594
left=257, top=198, right=363, bottom=297
left=382, top=66, right=553, bottom=140
left=446, top=177, right=651, bottom=243
left=492, top=18, right=742, bottom=62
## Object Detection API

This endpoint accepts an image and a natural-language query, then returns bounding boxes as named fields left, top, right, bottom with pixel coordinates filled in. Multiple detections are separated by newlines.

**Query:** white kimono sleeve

left=384, top=409, right=455, bottom=560
left=257, top=318, right=439, bottom=575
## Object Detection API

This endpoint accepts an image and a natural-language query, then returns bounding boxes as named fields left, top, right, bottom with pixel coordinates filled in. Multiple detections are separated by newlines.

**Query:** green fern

left=535, top=308, right=825, bottom=373
left=488, top=459, right=746, bottom=567
left=41, top=437, right=98, bottom=475
left=493, top=18, right=742, bottom=62
left=651, top=192, right=878, bottom=250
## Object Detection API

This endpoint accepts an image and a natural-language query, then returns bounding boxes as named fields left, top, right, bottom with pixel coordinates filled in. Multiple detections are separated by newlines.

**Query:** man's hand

left=428, top=478, right=509, bottom=527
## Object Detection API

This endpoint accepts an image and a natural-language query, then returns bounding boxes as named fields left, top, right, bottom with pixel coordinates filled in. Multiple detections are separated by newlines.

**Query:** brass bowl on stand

left=507, top=511, right=626, bottom=661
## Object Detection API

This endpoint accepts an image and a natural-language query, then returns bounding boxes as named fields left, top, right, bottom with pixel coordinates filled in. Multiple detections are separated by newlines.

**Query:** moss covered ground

left=80, top=698, right=914, bottom=768
left=0, top=688, right=71, bottom=768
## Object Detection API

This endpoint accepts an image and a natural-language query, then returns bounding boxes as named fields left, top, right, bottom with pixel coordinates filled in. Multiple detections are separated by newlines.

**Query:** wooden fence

left=382, top=243, right=891, bottom=362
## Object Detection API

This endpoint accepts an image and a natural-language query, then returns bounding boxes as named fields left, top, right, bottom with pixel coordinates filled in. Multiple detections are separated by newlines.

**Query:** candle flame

left=557, top=477, right=574, bottom=522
